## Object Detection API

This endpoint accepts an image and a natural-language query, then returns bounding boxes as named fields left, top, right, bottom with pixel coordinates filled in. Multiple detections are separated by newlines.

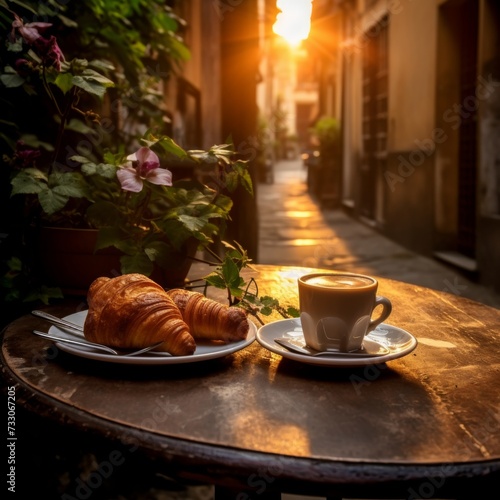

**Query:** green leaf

left=155, top=219, right=191, bottom=250
left=71, top=75, right=110, bottom=98
left=188, top=150, right=218, bottom=163
left=37, top=186, right=69, bottom=215
left=103, top=150, right=126, bottom=164
left=65, top=118, right=94, bottom=134
left=70, top=156, right=94, bottom=165
left=70, top=58, right=89, bottom=72
left=178, top=214, right=211, bottom=233
left=154, top=7, right=179, bottom=30
left=94, top=225, right=123, bottom=250
left=10, top=170, right=47, bottom=195
left=7, top=256, right=23, bottom=272
left=24, top=286, right=64, bottom=305
left=94, top=228, right=139, bottom=259
left=87, top=201, right=120, bottom=227
left=19, top=135, right=54, bottom=151
left=210, top=144, right=234, bottom=155
left=0, top=72, right=25, bottom=88
left=2, top=0, right=36, bottom=15
left=225, top=159, right=253, bottom=196
left=260, top=296, right=280, bottom=308
left=204, top=273, right=228, bottom=290
left=228, top=286, right=246, bottom=300
left=5, top=37, right=23, bottom=52
left=224, top=171, right=239, bottom=192
left=57, top=14, right=78, bottom=29
left=19, top=170, right=90, bottom=215
left=144, top=247, right=159, bottom=262
left=239, top=167, right=254, bottom=196
left=221, top=257, right=241, bottom=288
left=154, top=136, right=188, bottom=159
left=81, top=68, right=115, bottom=86
left=81, top=162, right=117, bottom=179
left=120, top=253, right=153, bottom=276
left=88, top=59, right=116, bottom=72
left=214, top=194, right=233, bottom=213
left=168, top=35, right=191, bottom=61
left=259, top=306, right=273, bottom=316
left=54, top=72, right=74, bottom=94
left=48, top=172, right=89, bottom=199
left=144, top=240, right=171, bottom=263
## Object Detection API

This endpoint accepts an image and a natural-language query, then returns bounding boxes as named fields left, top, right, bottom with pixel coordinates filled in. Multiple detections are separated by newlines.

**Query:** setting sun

left=273, top=0, right=313, bottom=47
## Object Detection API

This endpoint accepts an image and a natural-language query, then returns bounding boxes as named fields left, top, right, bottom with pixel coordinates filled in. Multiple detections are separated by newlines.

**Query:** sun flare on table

left=273, top=0, right=313, bottom=48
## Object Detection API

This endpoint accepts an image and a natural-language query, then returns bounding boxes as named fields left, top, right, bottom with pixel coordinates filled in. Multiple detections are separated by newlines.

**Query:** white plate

left=257, top=318, right=417, bottom=367
left=48, top=310, right=256, bottom=365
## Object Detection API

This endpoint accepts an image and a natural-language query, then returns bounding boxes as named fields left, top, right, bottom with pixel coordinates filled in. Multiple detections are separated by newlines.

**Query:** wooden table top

left=2, top=264, right=500, bottom=498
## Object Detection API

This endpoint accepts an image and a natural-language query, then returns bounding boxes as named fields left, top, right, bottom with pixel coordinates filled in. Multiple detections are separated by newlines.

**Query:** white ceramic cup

left=298, top=272, right=392, bottom=352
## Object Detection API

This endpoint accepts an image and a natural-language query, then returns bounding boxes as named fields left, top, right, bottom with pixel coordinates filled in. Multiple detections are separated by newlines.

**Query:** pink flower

left=117, top=147, right=173, bottom=192
left=33, top=35, right=65, bottom=71
left=12, top=16, right=52, bottom=44
left=11, top=16, right=64, bottom=70
left=14, top=141, right=41, bottom=168
left=14, top=59, right=32, bottom=77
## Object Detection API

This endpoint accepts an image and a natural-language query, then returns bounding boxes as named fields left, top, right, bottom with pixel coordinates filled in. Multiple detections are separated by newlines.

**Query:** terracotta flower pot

left=37, top=227, right=196, bottom=296
left=37, top=227, right=122, bottom=296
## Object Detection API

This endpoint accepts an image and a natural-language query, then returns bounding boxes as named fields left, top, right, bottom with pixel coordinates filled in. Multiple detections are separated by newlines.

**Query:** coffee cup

left=298, top=272, right=392, bottom=352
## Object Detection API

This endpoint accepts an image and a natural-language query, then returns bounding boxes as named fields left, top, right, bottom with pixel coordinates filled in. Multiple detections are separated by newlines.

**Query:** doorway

left=435, top=0, right=479, bottom=261
left=360, top=16, right=389, bottom=223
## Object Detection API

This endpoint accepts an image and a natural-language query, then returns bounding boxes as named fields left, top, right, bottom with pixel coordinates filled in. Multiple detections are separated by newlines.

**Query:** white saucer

left=257, top=318, right=417, bottom=367
left=48, top=311, right=256, bottom=365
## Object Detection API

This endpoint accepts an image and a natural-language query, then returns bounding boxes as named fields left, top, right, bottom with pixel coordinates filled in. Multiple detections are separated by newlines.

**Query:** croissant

left=166, top=289, right=249, bottom=342
left=84, top=274, right=196, bottom=356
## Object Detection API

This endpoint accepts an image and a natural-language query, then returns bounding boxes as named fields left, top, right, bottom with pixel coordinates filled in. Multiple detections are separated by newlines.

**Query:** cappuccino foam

left=304, top=275, right=373, bottom=289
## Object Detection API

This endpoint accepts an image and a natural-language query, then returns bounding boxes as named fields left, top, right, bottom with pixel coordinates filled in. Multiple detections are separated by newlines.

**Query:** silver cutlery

left=274, top=337, right=389, bottom=357
left=32, top=310, right=84, bottom=334
left=32, top=330, right=164, bottom=357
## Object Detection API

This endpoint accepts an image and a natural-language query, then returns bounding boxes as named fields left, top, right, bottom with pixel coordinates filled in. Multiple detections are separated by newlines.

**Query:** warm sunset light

left=273, top=0, right=313, bottom=47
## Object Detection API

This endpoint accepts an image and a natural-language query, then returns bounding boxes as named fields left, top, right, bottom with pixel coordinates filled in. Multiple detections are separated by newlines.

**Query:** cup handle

left=369, top=296, right=392, bottom=330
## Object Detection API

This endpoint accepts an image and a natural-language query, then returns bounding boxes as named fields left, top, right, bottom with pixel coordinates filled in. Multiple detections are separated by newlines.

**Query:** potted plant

left=0, top=3, right=251, bottom=304
left=31, top=135, right=251, bottom=292
left=309, top=116, right=341, bottom=205
left=0, top=1, right=300, bottom=330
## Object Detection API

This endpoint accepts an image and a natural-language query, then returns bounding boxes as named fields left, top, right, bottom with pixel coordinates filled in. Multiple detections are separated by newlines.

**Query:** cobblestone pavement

left=257, top=158, right=500, bottom=310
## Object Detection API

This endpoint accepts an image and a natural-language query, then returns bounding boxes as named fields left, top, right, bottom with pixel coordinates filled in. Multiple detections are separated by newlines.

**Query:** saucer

left=257, top=318, right=417, bottom=367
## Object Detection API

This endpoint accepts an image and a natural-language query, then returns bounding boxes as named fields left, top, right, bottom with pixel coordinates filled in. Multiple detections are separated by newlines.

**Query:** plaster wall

left=388, top=0, right=438, bottom=151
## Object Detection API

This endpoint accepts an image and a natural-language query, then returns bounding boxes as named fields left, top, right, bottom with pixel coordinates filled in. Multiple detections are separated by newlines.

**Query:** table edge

left=2, top=342, right=499, bottom=496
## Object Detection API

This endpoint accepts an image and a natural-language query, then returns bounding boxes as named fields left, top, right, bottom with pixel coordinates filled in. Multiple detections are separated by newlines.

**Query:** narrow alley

left=257, top=159, right=500, bottom=309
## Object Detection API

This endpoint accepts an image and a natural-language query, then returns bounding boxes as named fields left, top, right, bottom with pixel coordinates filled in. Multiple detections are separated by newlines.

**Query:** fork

left=31, top=310, right=164, bottom=356
left=32, top=330, right=164, bottom=357
left=32, top=309, right=84, bottom=334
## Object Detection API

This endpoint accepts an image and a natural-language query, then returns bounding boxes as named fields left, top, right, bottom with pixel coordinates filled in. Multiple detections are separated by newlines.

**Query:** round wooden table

left=1, top=264, right=499, bottom=499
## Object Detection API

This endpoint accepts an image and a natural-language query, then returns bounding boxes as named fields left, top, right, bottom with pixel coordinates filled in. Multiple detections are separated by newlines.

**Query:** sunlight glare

left=273, top=0, right=313, bottom=47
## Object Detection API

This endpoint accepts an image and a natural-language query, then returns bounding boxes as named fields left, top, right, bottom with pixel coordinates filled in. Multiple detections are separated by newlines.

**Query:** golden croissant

left=84, top=274, right=196, bottom=356
left=167, top=288, right=249, bottom=342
